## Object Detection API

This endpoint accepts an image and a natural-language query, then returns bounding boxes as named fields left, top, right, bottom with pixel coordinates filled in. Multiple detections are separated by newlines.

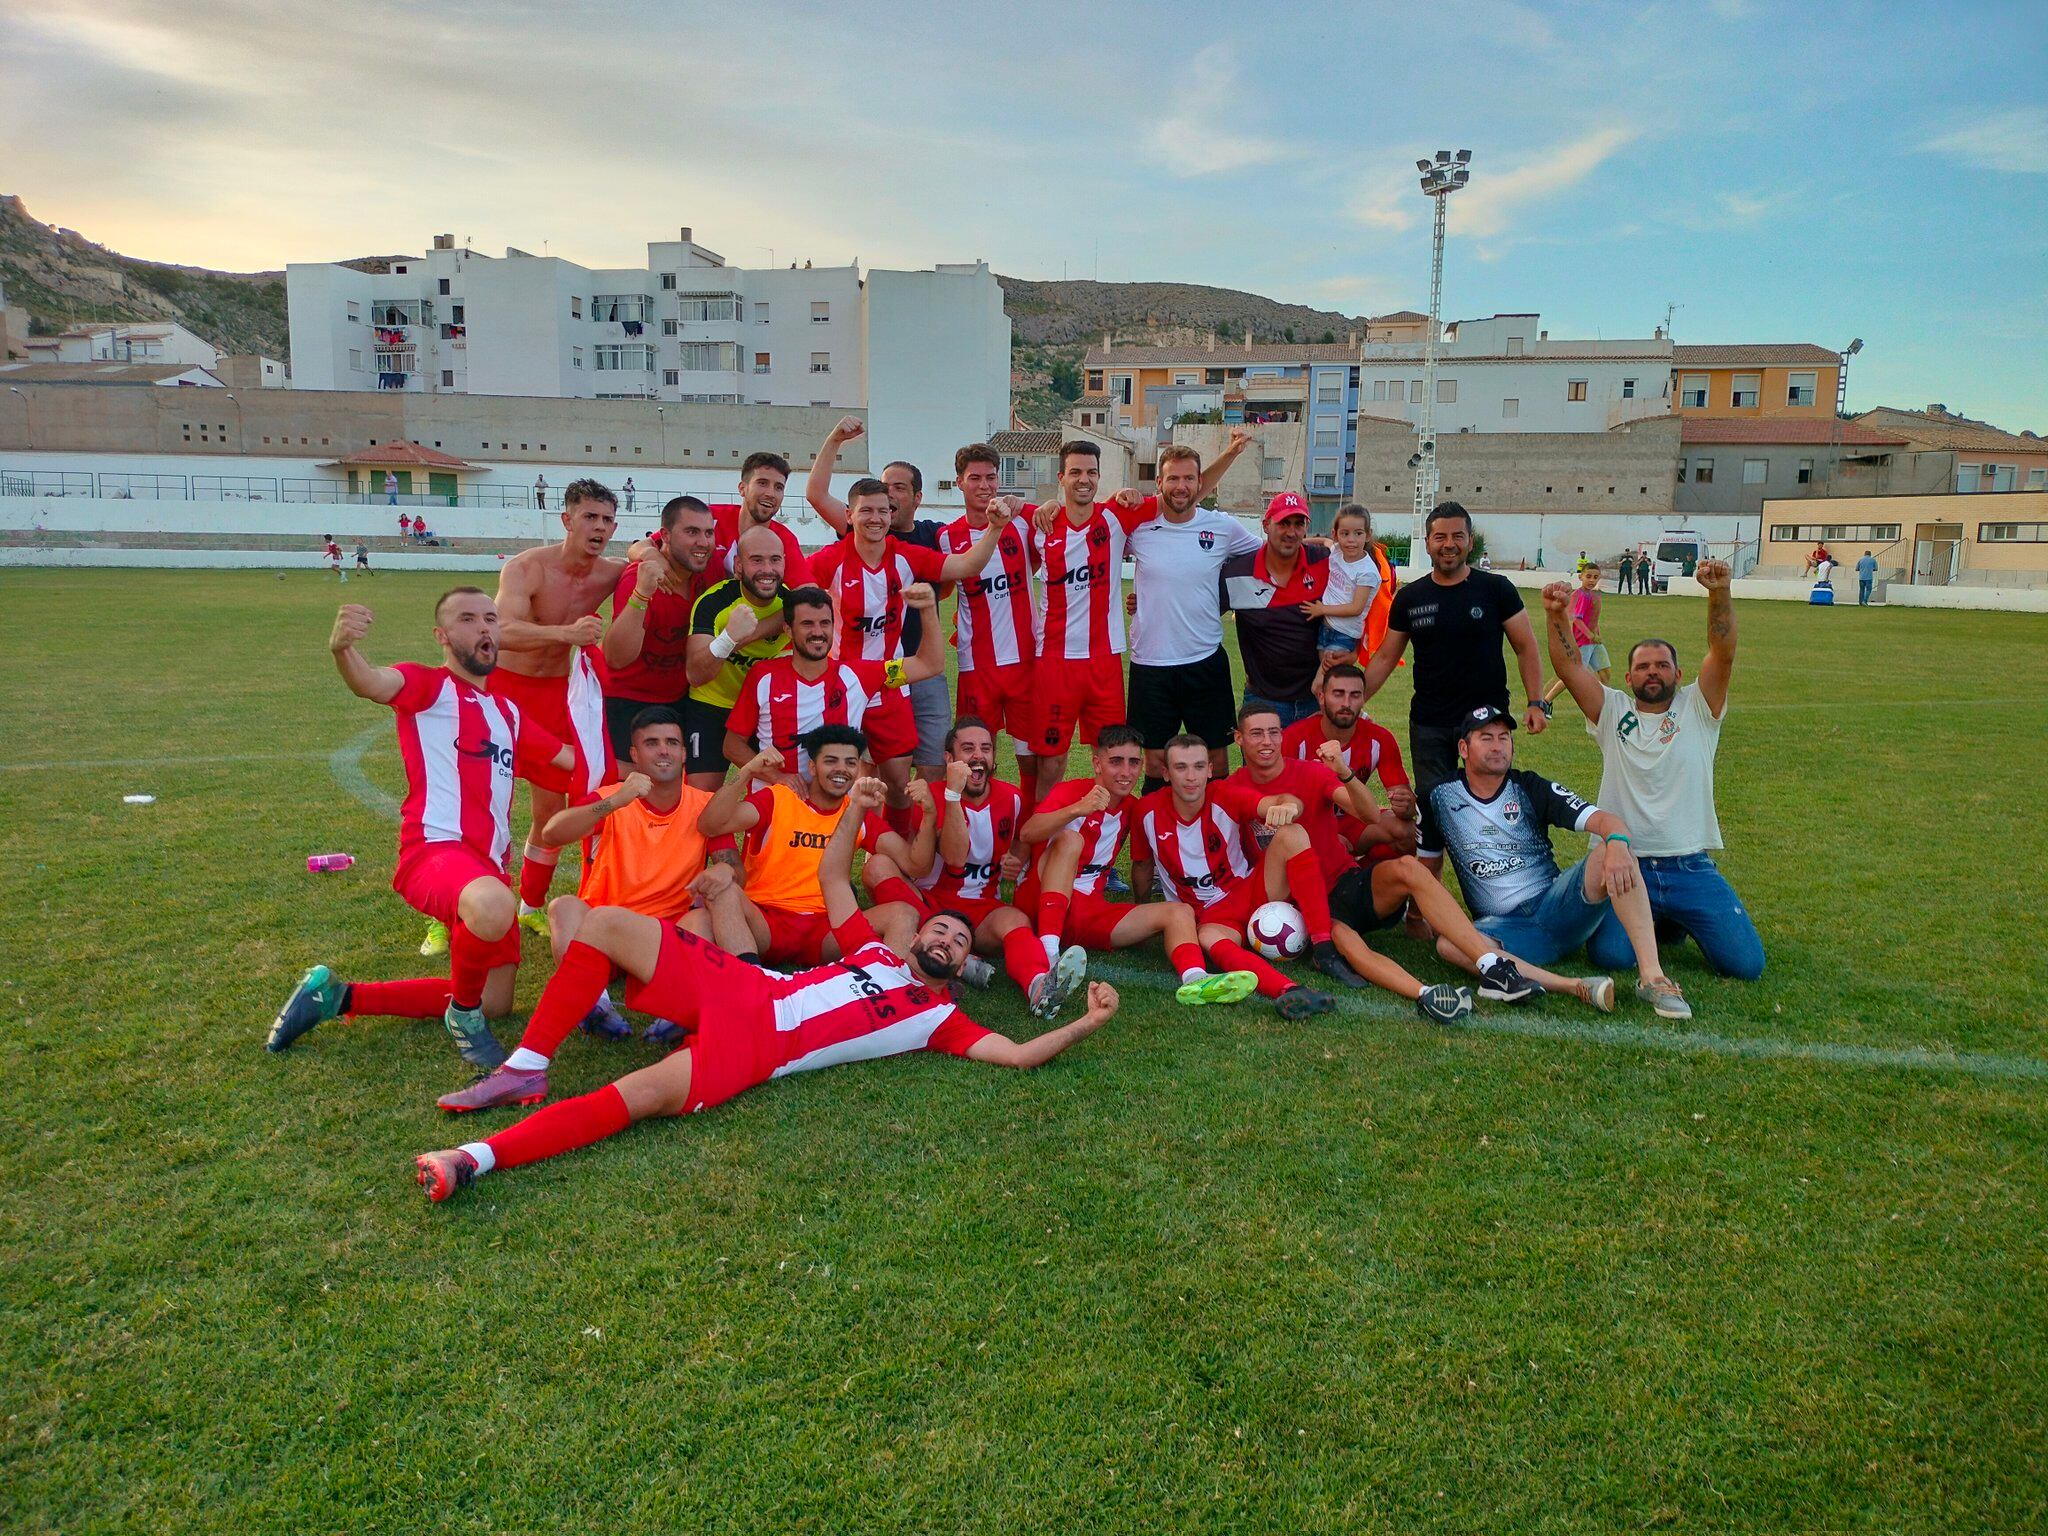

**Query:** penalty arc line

left=330, top=721, right=400, bottom=820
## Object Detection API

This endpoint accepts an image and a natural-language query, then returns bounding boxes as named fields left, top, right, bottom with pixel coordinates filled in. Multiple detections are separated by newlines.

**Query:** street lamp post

left=7, top=385, right=30, bottom=449
left=223, top=392, right=242, bottom=454
left=657, top=403, right=666, bottom=464
left=1413, top=149, right=1471, bottom=554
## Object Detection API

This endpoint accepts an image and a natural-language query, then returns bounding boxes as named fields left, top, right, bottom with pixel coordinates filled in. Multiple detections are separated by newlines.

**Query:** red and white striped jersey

left=1281, top=714, right=1407, bottom=787
left=728, top=654, right=903, bottom=778
left=760, top=913, right=990, bottom=1071
left=388, top=662, right=560, bottom=868
left=1028, top=776, right=1134, bottom=897
left=1130, top=784, right=1264, bottom=910
left=807, top=535, right=947, bottom=662
left=940, top=515, right=1039, bottom=673
left=922, top=781, right=1024, bottom=903
left=1033, top=497, right=1156, bottom=661
left=564, top=645, right=609, bottom=798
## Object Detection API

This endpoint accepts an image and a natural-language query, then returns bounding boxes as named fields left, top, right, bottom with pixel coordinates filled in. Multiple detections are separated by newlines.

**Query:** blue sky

left=3, top=0, right=2042, bottom=425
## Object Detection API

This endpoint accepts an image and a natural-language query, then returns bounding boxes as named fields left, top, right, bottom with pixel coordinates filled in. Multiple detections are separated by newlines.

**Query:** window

left=1980, top=522, right=2048, bottom=542
left=594, top=345, right=655, bottom=371
left=437, top=278, right=450, bottom=296
left=1621, top=378, right=1637, bottom=398
left=1175, top=372, right=1199, bottom=386
left=346, top=301, right=361, bottom=323
left=1318, top=377, right=1342, bottom=403
left=1742, top=459, right=1768, bottom=484
left=1566, top=379, right=1588, bottom=402
left=1506, top=336, right=1524, bottom=355
left=662, top=319, right=679, bottom=336
left=1679, top=374, right=1708, bottom=409
left=2030, top=468, right=2047, bottom=488
left=678, top=341, right=739, bottom=370
left=755, top=302, right=770, bottom=324
left=754, top=352, right=771, bottom=374
left=441, top=369, right=454, bottom=387
left=1311, top=459, right=1339, bottom=491
left=1784, top=371, right=1818, bottom=406
left=1502, top=398, right=1519, bottom=419
left=661, top=272, right=677, bottom=290
left=1731, top=374, right=1760, bottom=408
left=572, top=346, right=583, bottom=368
left=394, top=264, right=408, bottom=275
left=571, top=297, right=583, bottom=319
left=663, top=369, right=680, bottom=386
left=349, top=348, right=364, bottom=371
left=1112, top=375, right=1134, bottom=405
left=1315, top=426, right=1339, bottom=448
left=1771, top=522, right=1901, bottom=542
left=810, top=351, right=831, bottom=374
left=1371, top=380, right=1387, bottom=400
left=1797, top=458, right=1814, bottom=485
left=678, top=294, right=739, bottom=322
left=1693, top=458, right=1714, bottom=484
left=452, top=304, right=465, bottom=323
left=1409, top=380, right=1423, bottom=403
left=1437, top=378, right=1457, bottom=403
left=1086, top=370, right=1105, bottom=392
left=811, top=301, right=830, bottom=323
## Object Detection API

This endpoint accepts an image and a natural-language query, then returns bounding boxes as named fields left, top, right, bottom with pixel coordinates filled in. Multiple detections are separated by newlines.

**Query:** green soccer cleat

left=1175, top=970, right=1260, bottom=1008
left=517, top=908, right=551, bottom=941
left=268, top=964, right=348, bottom=1051
left=418, top=919, right=449, bottom=958
left=442, top=1002, right=508, bottom=1071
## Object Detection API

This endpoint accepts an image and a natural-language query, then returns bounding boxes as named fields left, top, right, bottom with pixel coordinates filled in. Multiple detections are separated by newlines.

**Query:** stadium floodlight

left=1844, top=338, right=1864, bottom=358
left=1411, top=149, right=1472, bottom=540
left=1455, top=149, right=1472, bottom=163
left=1416, top=159, right=1434, bottom=173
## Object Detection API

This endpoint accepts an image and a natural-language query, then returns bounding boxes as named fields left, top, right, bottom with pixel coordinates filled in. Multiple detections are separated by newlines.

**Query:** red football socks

left=345, top=978, right=452, bottom=1019
left=1286, top=849, right=1334, bottom=944
left=515, top=941, right=612, bottom=1062
left=447, top=921, right=494, bottom=1010
left=485, top=1083, right=631, bottom=1172
left=869, top=876, right=931, bottom=921
left=517, top=847, right=558, bottom=909
left=1036, top=890, right=1070, bottom=944
left=1170, top=943, right=1207, bottom=980
left=1002, top=926, right=1050, bottom=989
left=1208, top=939, right=1292, bottom=999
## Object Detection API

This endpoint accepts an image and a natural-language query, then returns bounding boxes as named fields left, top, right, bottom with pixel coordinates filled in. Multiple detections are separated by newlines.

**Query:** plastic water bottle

left=307, top=853, right=356, bottom=873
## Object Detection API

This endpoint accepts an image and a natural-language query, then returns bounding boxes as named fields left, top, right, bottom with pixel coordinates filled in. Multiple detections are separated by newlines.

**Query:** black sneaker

left=1476, top=955, right=1540, bottom=1003
left=1275, top=985, right=1336, bottom=1021
left=1311, top=940, right=1368, bottom=988
left=1414, top=984, right=1473, bottom=1025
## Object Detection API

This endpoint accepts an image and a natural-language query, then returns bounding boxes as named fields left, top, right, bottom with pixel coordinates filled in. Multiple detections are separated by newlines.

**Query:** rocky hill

left=999, top=276, right=1368, bottom=348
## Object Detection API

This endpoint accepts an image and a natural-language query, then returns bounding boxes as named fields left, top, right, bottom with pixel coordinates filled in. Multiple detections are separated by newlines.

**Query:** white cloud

left=1347, top=170, right=1420, bottom=234
left=1141, top=44, right=1294, bottom=178
left=1918, top=106, right=2048, bottom=174
left=1448, top=127, right=1637, bottom=238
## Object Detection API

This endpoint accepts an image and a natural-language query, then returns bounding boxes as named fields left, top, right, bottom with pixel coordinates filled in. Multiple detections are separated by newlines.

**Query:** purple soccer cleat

left=579, top=995, right=634, bottom=1040
left=435, top=1065, right=549, bottom=1114
left=415, top=1148, right=479, bottom=1203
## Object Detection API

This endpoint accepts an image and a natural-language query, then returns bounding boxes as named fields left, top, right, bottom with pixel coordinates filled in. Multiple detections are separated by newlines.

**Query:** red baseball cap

left=1264, top=491, right=1310, bottom=524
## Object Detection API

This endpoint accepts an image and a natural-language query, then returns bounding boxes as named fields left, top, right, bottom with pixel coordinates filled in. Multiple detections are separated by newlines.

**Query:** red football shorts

left=920, top=891, right=1013, bottom=933
left=1030, top=653, right=1126, bottom=756
left=489, top=667, right=593, bottom=792
left=957, top=662, right=1035, bottom=746
left=622, top=925, right=777, bottom=1113
left=757, top=904, right=834, bottom=967
left=1188, top=874, right=1264, bottom=935
left=392, top=842, right=522, bottom=968
left=862, top=689, right=919, bottom=762
left=1014, top=878, right=1134, bottom=950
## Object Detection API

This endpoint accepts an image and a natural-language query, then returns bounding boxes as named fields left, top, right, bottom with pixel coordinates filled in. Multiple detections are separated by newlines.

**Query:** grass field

left=4, top=568, right=2045, bottom=1533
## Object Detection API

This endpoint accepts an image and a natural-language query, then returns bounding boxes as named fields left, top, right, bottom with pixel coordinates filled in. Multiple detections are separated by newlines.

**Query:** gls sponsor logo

left=1049, top=560, right=1110, bottom=588
left=843, top=963, right=898, bottom=1020
left=855, top=614, right=892, bottom=634
left=459, top=736, right=515, bottom=771
left=959, top=861, right=995, bottom=883
left=971, top=571, right=1020, bottom=596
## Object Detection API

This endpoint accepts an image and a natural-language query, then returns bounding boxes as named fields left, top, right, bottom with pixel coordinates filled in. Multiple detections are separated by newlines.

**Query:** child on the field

left=1303, top=506, right=1384, bottom=679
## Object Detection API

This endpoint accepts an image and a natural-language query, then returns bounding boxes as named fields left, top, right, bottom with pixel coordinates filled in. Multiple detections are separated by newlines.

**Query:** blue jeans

left=1586, top=852, right=1765, bottom=980
left=1858, top=578, right=1873, bottom=605
left=1477, top=858, right=1605, bottom=966
left=1242, top=691, right=1318, bottom=727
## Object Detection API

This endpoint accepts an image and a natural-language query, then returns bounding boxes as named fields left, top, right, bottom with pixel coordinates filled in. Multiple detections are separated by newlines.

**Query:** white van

left=1651, top=531, right=1708, bottom=592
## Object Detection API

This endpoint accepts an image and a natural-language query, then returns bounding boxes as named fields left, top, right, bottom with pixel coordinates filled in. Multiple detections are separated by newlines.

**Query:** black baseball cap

left=1460, top=704, right=1516, bottom=737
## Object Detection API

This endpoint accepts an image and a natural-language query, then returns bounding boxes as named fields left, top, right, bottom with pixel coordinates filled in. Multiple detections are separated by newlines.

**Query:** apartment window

left=1566, top=379, right=1588, bottom=402
left=1797, top=458, right=1814, bottom=485
left=1086, top=369, right=1105, bottom=392
left=1502, top=398, right=1519, bottom=419
left=1318, top=378, right=1342, bottom=404
left=1408, top=380, right=1423, bottom=403
left=1112, top=375, right=1134, bottom=405
left=754, top=352, right=771, bottom=374
left=349, top=348, right=364, bottom=372
left=678, top=294, right=740, bottom=322
left=1311, top=459, right=1339, bottom=491
left=1315, top=426, right=1340, bottom=448
left=394, top=264, right=408, bottom=275
left=441, top=369, right=454, bottom=387
left=1680, top=374, right=1708, bottom=408
left=437, top=278, right=450, bottom=295
left=571, top=297, right=583, bottom=319
left=1980, top=522, right=2048, bottom=542
left=1437, top=378, right=1457, bottom=403
left=662, top=319, right=679, bottom=336
left=1175, top=372, right=1199, bottom=386
left=1506, top=336, right=1524, bottom=355
left=663, top=369, right=680, bottom=386
left=660, top=272, right=677, bottom=290
left=811, top=301, right=830, bottom=323
left=1371, top=380, right=1387, bottom=401
left=1621, top=378, right=1637, bottom=398
left=1731, top=374, right=1760, bottom=408
left=1770, top=522, right=1901, bottom=542
left=1787, top=371, right=1817, bottom=406
left=347, top=301, right=361, bottom=323
left=1693, top=457, right=1714, bottom=484
left=594, top=345, right=655, bottom=371
left=810, top=351, right=831, bottom=374
left=2029, top=468, right=2047, bottom=488
left=1742, top=459, right=1768, bottom=485
left=452, top=304, right=464, bottom=323
left=678, top=341, right=739, bottom=371
left=754, top=303, right=770, bottom=324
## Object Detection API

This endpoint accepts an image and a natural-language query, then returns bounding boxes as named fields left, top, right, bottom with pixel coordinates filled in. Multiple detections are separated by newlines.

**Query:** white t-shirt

left=1589, top=682, right=1724, bottom=857
left=1321, top=550, right=1384, bottom=639
left=1128, top=508, right=1264, bottom=667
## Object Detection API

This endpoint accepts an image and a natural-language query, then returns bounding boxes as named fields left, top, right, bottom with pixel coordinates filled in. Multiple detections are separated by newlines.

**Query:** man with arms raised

left=489, top=478, right=622, bottom=935
left=1359, top=501, right=1548, bottom=800
left=268, top=593, right=573, bottom=1066
left=1282, top=662, right=1418, bottom=860
left=1128, top=734, right=1337, bottom=1021
left=601, top=495, right=719, bottom=774
left=1018, top=723, right=1257, bottom=1012
left=1542, top=561, right=1764, bottom=980
left=681, top=524, right=791, bottom=789
left=943, top=443, right=1044, bottom=809
left=415, top=778, right=1122, bottom=1191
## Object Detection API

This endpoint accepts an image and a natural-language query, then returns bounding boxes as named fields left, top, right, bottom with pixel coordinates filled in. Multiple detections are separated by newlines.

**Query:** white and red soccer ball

left=1247, top=901, right=1308, bottom=961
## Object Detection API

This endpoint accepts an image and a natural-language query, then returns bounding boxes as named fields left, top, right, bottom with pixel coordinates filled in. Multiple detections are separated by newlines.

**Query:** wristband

left=1605, top=833, right=1630, bottom=846
left=709, top=632, right=737, bottom=659
left=628, top=591, right=650, bottom=611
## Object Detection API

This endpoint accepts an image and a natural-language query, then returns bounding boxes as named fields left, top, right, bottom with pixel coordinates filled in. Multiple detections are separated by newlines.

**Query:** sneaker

left=1027, top=944, right=1088, bottom=1019
left=1636, top=976, right=1693, bottom=1020
left=578, top=995, right=634, bottom=1040
left=436, top=1064, right=548, bottom=1113
left=643, top=1017, right=686, bottom=1046
left=442, top=1002, right=507, bottom=1070
left=1175, top=970, right=1259, bottom=1008
left=957, top=954, right=996, bottom=991
left=1104, top=869, right=1133, bottom=898
left=268, top=964, right=347, bottom=1051
left=1476, top=955, right=1540, bottom=1003
left=418, top=919, right=449, bottom=958
left=1414, top=984, right=1473, bottom=1025
left=1312, top=940, right=1369, bottom=988
left=517, top=908, right=551, bottom=941
left=1581, top=975, right=1617, bottom=1013
left=415, top=1147, right=479, bottom=1203
left=1275, top=985, right=1336, bottom=1021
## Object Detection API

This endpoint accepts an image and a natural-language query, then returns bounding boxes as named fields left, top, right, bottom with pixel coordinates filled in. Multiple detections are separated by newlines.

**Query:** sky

left=3, top=0, right=2043, bottom=427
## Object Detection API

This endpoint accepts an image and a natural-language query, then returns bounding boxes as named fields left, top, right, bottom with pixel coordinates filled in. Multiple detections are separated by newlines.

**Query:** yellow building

left=1670, top=343, right=1842, bottom=420
left=1754, top=490, right=2048, bottom=589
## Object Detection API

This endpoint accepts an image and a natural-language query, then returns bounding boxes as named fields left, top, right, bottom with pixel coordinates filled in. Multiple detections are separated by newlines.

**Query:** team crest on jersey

left=1502, top=796, right=1522, bottom=824
left=1199, top=530, right=1215, bottom=550
left=1470, top=605, right=1485, bottom=619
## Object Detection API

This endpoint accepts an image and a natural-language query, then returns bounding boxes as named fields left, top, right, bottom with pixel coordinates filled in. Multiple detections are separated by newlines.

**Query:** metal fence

left=190, top=475, right=278, bottom=501
left=95, top=472, right=190, bottom=500
left=0, top=470, right=96, bottom=497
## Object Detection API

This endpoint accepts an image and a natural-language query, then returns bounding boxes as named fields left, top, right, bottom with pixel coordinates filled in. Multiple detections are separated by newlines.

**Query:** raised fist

left=831, top=415, right=866, bottom=443
left=723, top=605, right=761, bottom=646
left=1084, top=981, right=1120, bottom=1018
left=850, top=775, right=888, bottom=809
left=748, top=744, right=786, bottom=777
left=617, top=772, right=653, bottom=802
left=904, top=776, right=934, bottom=811
left=1262, top=799, right=1300, bottom=830
left=1315, top=739, right=1347, bottom=774
left=330, top=604, right=373, bottom=653
left=984, top=496, right=1017, bottom=528
left=1695, top=558, right=1731, bottom=591
left=565, top=614, right=603, bottom=647
left=1228, top=424, right=1254, bottom=453
left=902, top=581, right=936, bottom=611
left=1078, top=784, right=1113, bottom=817
left=1541, top=582, right=1572, bottom=614
left=944, top=759, right=973, bottom=795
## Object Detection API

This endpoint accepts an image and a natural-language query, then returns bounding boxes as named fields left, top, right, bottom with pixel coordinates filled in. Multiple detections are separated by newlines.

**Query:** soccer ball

left=1247, top=901, right=1308, bottom=961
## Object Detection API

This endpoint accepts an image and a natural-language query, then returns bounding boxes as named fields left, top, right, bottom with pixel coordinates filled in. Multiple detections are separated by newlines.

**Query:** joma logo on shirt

left=787, top=830, right=833, bottom=849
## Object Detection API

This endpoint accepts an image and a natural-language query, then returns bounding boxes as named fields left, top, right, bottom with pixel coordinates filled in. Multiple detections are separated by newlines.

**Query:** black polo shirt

left=1386, top=568, right=1526, bottom=727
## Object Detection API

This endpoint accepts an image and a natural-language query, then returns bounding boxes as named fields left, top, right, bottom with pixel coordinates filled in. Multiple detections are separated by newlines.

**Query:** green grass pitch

left=3, top=568, right=2045, bottom=1532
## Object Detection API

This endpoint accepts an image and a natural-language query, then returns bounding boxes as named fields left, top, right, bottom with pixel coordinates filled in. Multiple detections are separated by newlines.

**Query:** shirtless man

left=488, top=478, right=625, bottom=939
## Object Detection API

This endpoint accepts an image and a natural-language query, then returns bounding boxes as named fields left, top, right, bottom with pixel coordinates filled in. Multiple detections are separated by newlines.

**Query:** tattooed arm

left=1695, top=559, right=1736, bottom=718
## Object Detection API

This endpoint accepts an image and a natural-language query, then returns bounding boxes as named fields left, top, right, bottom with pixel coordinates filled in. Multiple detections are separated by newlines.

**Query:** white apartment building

left=23, top=320, right=221, bottom=370
left=1353, top=313, right=1672, bottom=436
left=286, top=228, right=1010, bottom=490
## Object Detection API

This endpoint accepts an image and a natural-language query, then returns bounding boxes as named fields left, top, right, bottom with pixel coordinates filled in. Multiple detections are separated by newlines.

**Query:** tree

left=1048, top=357, right=1082, bottom=401
left=1283, top=325, right=1297, bottom=343
left=1320, top=329, right=1336, bottom=344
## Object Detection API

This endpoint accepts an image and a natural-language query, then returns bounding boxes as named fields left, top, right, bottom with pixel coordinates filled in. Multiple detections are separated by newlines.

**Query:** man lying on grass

left=416, top=775, right=1121, bottom=1202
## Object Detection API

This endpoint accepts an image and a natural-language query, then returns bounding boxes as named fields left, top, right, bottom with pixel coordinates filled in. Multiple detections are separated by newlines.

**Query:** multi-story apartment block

left=1668, top=343, right=1843, bottom=420
left=286, top=228, right=1009, bottom=489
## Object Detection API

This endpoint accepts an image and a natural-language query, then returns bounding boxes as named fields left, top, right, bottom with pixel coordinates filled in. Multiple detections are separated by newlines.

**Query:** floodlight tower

left=1413, top=149, right=1471, bottom=540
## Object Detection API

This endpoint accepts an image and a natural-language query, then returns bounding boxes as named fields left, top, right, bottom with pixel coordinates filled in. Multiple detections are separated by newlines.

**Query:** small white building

left=286, top=228, right=1010, bottom=495
left=22, top=320, right=221, bottom=370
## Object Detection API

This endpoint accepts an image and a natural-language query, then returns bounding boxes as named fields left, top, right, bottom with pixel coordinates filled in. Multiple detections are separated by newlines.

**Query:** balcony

left=365, top=299, right=434, bottom=328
